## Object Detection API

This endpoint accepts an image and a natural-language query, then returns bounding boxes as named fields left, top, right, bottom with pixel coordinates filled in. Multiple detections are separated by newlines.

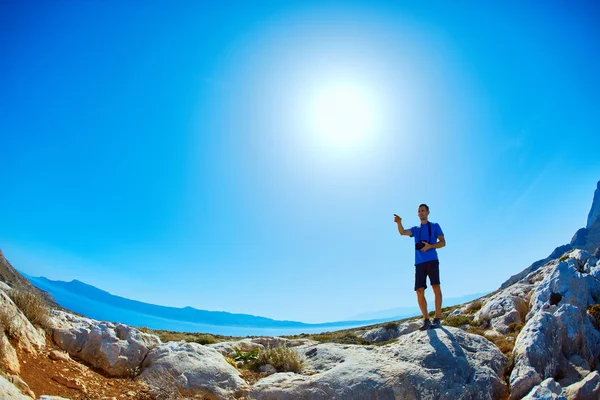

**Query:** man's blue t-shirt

left=410, top=222, right=444, bottom=265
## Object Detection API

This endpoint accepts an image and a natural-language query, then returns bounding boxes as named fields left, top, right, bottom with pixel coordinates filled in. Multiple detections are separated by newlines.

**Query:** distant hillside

left=0, top=249, right=57, bottom=307
left=23, top=274, right=389, bottom=336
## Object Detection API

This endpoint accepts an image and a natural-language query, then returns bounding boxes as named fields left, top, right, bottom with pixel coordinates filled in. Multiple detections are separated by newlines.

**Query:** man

left=394, top=204, right=446, bottom=330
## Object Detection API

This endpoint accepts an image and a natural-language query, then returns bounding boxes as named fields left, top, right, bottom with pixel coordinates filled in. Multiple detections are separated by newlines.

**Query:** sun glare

left=306, top=83, right=380, bottom=152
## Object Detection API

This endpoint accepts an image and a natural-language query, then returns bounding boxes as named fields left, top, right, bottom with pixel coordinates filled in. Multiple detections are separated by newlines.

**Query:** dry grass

left=310, top=331, right=370, bottom=345
left=443, top=315, right=474, bottom=328
left=588, top=304, right=600, bottom=321
left=252, top=346, right=304, bottom=373
left=383, top=322, right=399, bottom=331
left=8, top=289, right=51, bottom=331
left=465, top=299, right=484, bottom=314
left=143, top=370, right=186, bottom=400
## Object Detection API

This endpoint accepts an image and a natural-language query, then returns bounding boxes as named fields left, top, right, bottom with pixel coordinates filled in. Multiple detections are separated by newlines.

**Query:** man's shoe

left=432, top=318, right=441, bottom=328
left=419, top=319, right=431, bottom=331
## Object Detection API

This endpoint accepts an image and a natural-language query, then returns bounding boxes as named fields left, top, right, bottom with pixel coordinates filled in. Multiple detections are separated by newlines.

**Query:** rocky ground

left=2, top=243, right=600, bottom=399
left=3, top=248, right=600, bottom=399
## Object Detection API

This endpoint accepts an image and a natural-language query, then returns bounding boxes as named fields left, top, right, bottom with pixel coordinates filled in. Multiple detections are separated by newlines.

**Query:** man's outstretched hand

left=394, top=214, right=402, bottom=224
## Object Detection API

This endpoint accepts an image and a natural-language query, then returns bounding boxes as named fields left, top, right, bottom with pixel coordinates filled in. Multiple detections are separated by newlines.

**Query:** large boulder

left=250, top=327, right=508, bottom=400
left=139, top=341, right=248, bottom=399
left=51, top=310, right=161, bottom=377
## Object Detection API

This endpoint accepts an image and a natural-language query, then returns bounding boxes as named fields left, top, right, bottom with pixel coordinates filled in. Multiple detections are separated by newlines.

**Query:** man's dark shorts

left=414, top=260, right=440, bottom=291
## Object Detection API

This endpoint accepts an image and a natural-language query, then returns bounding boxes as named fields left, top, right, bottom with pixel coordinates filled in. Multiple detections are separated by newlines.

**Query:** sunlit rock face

left=249, top=328, right=508, bottom=400
left=52, top=310, right=161, bottom=377
left=508, top=250, right=600, bottom=399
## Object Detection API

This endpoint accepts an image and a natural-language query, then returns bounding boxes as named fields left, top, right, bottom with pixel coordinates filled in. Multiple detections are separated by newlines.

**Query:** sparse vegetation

left=428, top=305, right=460, bottom=319
left=138, top=328, right=227, bottom=345
left=559, top=253, right=570, bottom=262
left=144, top=370, right=186, bottom=400
left=443, top=315, right=474, bottom=328
left=587, top=304, right=600, bottom=322
left=465, top=299, right=483, bottom=314
left=310, top=331, right=370, bottom=345
left=7, top=289, right=51, bottom=331
left=492, top=335, right=516, bottom=354
left=251, top=345, right=304, bottom=373
left=0, top=307, right=16, bottom=339
left=508, top=322, right=524, bottom=333
left=234, top=347, right=259, bottom=363
left=383, top=322, right=399, bottom=331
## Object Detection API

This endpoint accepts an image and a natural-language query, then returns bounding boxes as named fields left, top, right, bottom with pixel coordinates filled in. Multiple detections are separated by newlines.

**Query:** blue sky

left=1, top=0, right=599, bottom=323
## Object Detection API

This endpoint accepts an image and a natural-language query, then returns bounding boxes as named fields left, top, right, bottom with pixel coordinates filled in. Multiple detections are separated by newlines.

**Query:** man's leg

left=416, top=288, right=431, bottom=330
left=416, top=288, right=428, bottom=319
left=432, top=284, right=443, bottom=319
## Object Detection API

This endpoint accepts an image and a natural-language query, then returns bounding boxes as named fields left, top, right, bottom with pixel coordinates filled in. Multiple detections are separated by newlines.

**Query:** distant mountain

left=350, top=292, right=490, bottom=321
left=22, top=274, right=391, bottom=336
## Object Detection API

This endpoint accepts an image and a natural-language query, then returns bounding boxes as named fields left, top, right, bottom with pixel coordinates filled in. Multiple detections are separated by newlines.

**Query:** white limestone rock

left=139, top=341, right=248, bottom=399
left=359, top=321, right=420, bottom=342
left=250, top=327, right=508, bottom=400
left=528, top=252, right=599, bottom=320
left=208, top=336, right=315, bottom=357
left=510, top=311, right=565, bottom=400
left=51, top=310, right=161, bottom=377
left=522, top=378, right=566, bottom=400
left=474, top=283, right=530, bottom=333
left=0, top=375, right=32, bottom=399
left=555, top=304, right=600, bottom=375
left=564, top=371, right=600, bottom=400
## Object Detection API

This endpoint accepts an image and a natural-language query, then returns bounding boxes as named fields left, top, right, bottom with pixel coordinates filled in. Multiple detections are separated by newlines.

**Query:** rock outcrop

left=51, top=310, right=161, bottom=377
left=0, top=284, right=46, bottom=375
left=587, top=181, right=600, bottom=229
left=507, top=250, right=600, bottom=399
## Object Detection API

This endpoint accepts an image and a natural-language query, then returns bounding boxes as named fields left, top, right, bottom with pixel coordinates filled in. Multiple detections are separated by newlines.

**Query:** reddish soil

left=16, top=337, right=154, bottom=400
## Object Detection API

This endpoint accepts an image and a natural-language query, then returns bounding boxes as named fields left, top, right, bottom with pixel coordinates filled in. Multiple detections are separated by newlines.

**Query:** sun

left=306, top=82, right=380, bottom=152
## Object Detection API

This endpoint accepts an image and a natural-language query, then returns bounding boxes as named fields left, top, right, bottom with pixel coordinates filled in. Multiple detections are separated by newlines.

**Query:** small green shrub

left=252, top=346, right=304, bottom=373
left=383, top=322, right=399, bottom=331
left=8, top=289, right=51, bottom=330
left=234, top=348, right=259, bottom=363
left=443, top=316, right=473, bottom=328
left=558, top=253, right=570, bottom=262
